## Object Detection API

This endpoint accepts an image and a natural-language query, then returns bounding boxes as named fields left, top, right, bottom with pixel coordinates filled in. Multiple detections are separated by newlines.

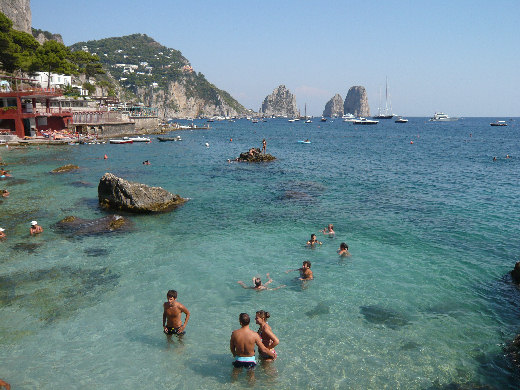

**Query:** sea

left=1, top=117, right=519, bottom=389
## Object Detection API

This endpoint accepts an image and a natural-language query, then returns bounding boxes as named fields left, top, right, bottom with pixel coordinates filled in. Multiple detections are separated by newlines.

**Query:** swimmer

left=320, top=224, right=335, bottom=236
left=1, top=189, right=8, bottom=197
left=230, top=313, right=275, bottom=378
left=506, top=154, right=511, bottom=159
left=238, top=274, right=285, bottom=291
left=337, top=242, right=351, bottom=257
left=0, top=227, right=5, bottom=239
left=30, top=221, right=43, bottom=235
left=142, top=160, right=151, bottom=165
left=493, top=156, right=497, bottom=161
left=255, top=310, right=279, bottom=360
left=162, top=290, right=190, bottom=336
left=306, top=234, right=322, bottom=246
left=286, top=261, right=313, bottom=280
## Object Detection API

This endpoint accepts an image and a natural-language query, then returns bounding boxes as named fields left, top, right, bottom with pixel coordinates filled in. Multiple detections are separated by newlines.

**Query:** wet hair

left=310, top=234, right=316, bottom=239
left=166, top=290, right=177, bottom=299
left=329, top=224, right=334, bottom=229
left=340, top=242, right=348, bottom=250
left=254, top=278, right=262, bottom=287
left=256, top=310, right=270, bottom=320
left=303, top=260, right=311, bottom=268
left=239, top=313, right=250, bottom=325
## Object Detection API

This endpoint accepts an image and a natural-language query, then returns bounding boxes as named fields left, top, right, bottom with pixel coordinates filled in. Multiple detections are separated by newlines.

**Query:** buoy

left=230, top=138, right=232, bottom=142
left=104, top=154, right=108, bottom=159
left=205, top=142, right=209, bottom=148
left=410, top=141, right=413, bottom=144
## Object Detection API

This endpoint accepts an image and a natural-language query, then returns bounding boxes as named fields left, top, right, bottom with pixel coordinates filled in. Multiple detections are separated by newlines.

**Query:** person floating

left=255, top=310, right=279, bottom=360
left=306, top=234, right=322, bottom=246
left=320, top=224, right=335, bottom=236
left=163, top=289, right=190, bottom=336
left=338, top=242, right=351, bottom=257
left=230, top=313, right=275, bottom=371
left=286, top=261, right=314, bottom=280
left=143, top=160, right=151, bottom=165
left=30, top=221, right=43, bottom=235
left=237, top=273, right=285, bottom=291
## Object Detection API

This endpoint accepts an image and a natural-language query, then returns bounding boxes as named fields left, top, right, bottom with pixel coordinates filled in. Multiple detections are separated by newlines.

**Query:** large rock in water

left=259, top=85, right=299, bottom=117
left=344, top=86, right=370, bottom=117
left=511, top=261, right=520, bottom=283
left=237, top=148, right=276, bottom=162
left=323, top=94, right=344, bottom=117
left=56, top=215, right=132, bottom=236
left=98, top=173, right=187, bottom=213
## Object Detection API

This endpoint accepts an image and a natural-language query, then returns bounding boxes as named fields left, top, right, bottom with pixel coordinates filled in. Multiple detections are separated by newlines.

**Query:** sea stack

left=344, top=86, right=370, bottom=117
left=259, top=85, right=299, bottom=118
left=323, top=94, right=344, bottom=117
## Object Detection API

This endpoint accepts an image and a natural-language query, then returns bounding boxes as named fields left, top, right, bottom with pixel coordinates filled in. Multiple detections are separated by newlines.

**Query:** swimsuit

left=164, top=326, right=185, bottom=335
left=258, top=326, right=277, bottom=359
left=232, top=356, right=256, bottom=368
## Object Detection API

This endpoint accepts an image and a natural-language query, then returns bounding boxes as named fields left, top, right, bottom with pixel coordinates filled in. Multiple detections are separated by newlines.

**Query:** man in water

left=230, top=313, right=275, bottom=371
left=262, top=139, right=266, bottom=154
left=162, top=290, right=190, bottom=336
left=30, top=221, right=43, bottom=235
left=306, top=234, right=322, bottom=246
left=237, top=273, right=285, bottom=291
left=286, top=261, right=314, bottom=280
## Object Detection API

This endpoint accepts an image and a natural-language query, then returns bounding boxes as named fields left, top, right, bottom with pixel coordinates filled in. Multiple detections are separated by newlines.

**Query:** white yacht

left=352, top=117, right=379, bottom=125
left=429, top=112, right=459, bottom=121
left=342, top=113, right=356, bottom=122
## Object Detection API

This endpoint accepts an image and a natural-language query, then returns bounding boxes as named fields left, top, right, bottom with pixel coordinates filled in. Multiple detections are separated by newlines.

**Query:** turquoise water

left=1, top=118, right=520, bottom=389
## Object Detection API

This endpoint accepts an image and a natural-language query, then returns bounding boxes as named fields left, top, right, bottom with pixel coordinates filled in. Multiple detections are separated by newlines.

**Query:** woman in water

left=255, top=310, right=279, bottom=360
left=338, top=242, right=351, bottom=257
left=320, top=224, right=335, bottom=236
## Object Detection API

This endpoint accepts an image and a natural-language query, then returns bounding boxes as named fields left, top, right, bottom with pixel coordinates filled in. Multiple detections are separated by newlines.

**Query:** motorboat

left=129, top=136, right=151, bottom=142
left=490, top=120, right=507, bottom=127
left=352, top=117, right=379, bottom=125
left=305, top=119, right=312, bottom=123
left=342, top=113, right=356, bottom=122
left=109, top=139, right=133, bottom=144
left=395, top=117, right=408, bottom=123
left=158, top=135, right=182, bottom=142
left=320, top=117, right=327, bottom=122
left=429, top=112, right=459, bottom=121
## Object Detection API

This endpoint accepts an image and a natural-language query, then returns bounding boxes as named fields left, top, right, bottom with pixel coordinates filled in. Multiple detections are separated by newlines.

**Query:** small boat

left=429, top=112, right=459, bottom=121
left=298, top=140, right=311, bottom=144
left=395, top=117, right=408, bottom=123
left=342, top=113, right=356, bottom=122
left=490, top=120, right=507, bottom=127
left=109, top=139, right=133, bottom=144
left=305, top=119, right=312, bottom=123
left=353, top=118, right=379, bottom=125
left=320, top=117, right=327, bottom=122
left=158, top=136, right=182, bottom=142
left=129, top=136, right=151, bottom=142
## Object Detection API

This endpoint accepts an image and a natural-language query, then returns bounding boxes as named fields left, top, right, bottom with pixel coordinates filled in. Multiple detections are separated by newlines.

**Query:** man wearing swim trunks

left=230, top=313, right=275, bottom=370
left=163, top=290, right=190, bottom=336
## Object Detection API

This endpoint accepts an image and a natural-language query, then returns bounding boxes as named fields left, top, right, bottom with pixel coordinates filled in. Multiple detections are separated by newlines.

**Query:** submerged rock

left=505, top=333, right=520, bottom=371
left=511, top=262, right=520, bottom=283
left=305, top=301, right=331, bottom=318
left=360, top=305, right=410, bottom=329
left=51, top=164, right=79, bottom=173
left=56, top=214, right=132, bottom=236
left=236, top=148, right=276, bottom=162
left=98, top=173, right=187, bottom=213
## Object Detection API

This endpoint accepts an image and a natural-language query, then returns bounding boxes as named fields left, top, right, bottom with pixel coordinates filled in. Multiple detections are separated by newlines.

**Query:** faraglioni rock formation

left=323, top=94, right=344, bottom=117
left=344, top=86, right=370, bottom=117
left=259, top=85, right=299, bottom=117
left=98, top=173, right=187, bottom=213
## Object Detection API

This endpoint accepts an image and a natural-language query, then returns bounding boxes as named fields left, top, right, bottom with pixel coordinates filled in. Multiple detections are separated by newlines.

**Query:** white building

left=34, top=72, right=72, bottom=89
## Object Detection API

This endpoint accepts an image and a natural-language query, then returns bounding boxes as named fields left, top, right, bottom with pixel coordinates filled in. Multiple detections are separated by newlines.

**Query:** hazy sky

left=32, top=0, right=519, bottom=116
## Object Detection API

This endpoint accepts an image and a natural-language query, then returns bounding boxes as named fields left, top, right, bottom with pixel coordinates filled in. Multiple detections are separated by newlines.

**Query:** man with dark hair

left=163, top=290, right=190, bottom=336
left=286, top=261, right=314, bottom=280
left=230, top=313, right=275, bottom=370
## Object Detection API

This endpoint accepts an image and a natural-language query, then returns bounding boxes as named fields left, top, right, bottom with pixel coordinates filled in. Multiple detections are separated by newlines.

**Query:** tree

left=70, top=51, right=104, bottom=81
left=0, top=12, right=39, bottom=73
left=32, top=40, right=76, bottom=88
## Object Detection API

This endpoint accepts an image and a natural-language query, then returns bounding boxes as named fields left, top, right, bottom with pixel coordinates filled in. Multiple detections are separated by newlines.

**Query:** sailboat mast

left=385, top=77, right=388, bottom=113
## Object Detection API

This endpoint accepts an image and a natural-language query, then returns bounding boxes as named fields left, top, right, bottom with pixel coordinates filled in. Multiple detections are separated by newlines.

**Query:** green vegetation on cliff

left=70, top=34, right=247, bottom=115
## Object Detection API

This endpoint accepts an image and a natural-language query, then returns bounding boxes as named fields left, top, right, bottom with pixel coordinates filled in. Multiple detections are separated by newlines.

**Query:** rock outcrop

left=344, top=86, right=370, bottom=117
left=511, top=261, right=520, bottom=283
left=259, top=85, right=299, bottom=117
left=56, top=215, right=132, bottom=236
left=51, top=164, right=79, bottom=173
left=323, top=94, right=344, bottom=117
left=236, top=148, right=276, bottom=162
left=32, top=29, right=64, bottom=45
left=98, top=173, right=187, bottom=213
left=0, top=0, right=31, bottom=33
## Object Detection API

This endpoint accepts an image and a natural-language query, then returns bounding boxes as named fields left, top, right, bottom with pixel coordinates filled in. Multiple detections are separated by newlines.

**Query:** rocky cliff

left=259, top=85, right=299, bottom=117
left=344, top=86, right=370, bottom=117
left=31, top=28, right=64, bottom=44
left=323, top=94, right=344, bottom=117
left=0, top=0, right=31, bottom=33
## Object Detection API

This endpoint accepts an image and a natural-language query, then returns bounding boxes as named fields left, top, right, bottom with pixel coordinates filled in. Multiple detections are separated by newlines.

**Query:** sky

left=31, top=0, right=520, bottom=117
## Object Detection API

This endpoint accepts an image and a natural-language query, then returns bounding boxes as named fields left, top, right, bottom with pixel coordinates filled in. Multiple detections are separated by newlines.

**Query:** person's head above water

left=239, top=312, right=250, bottom=326
left=310, top=234, right=316, bottom=240
left=340, top=242, right=348, bottom=250
left=166, top=290, right=177, bottom=300
left=254, top=277, right=262, bottom=287
left=303, top=260, right=311, bottom=268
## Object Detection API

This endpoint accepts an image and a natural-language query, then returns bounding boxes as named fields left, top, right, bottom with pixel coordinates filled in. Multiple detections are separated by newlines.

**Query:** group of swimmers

left=162, top=222, right=352, bottom=378
left=0, top=220, right=43, bottom=240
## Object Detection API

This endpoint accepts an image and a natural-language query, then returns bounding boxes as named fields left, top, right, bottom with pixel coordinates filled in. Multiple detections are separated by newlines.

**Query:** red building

left=0, top=76, right=73, bottom=139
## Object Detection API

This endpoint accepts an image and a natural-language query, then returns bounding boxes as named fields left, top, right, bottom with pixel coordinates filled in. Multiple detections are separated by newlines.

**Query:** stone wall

left=132, top=117, right=159, bottom=131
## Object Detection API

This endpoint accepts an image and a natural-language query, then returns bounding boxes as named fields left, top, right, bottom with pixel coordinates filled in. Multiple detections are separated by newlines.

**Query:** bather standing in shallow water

left=255, top=310, right=279, bottom=360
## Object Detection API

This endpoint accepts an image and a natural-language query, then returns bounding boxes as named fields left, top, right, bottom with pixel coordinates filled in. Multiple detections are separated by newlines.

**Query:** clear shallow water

left=1, top=118, right=520, bottom=389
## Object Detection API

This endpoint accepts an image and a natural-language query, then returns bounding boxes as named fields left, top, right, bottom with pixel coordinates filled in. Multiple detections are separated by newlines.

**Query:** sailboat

left=304, top=103, right=312, bottom=123
left=373, top=78, right=394, bottom=119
